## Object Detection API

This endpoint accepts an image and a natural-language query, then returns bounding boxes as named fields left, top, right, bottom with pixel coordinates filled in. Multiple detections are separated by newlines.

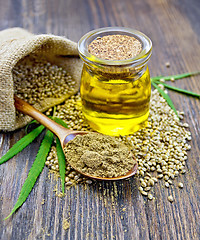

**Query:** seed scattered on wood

left=74, top=175, right=80, bottom=181
left=170, top=174, right=175, bottom=179
left=158, top=174, right=163, bottom=179
left=174, top=171, right=179, bottom=177
left=168, top=195, right=174, bottom=202
left=65, top=177, right=70, bottom=182
left=164, top=175, right=169, bottom=181
left=86, top=180, right=93, bottom=184
left=144, top=187, right=151, bottom=191
left=138, top=187, right=143, bottom=192
left=68, top=173, right=75, bottom=179
left=160, top=78, right=165, bottom=83
left=150, top=166, right=156, bottom=171
left=66, top=181, right=73, bottom=186
left=139, top=170, right=145, bottom=177
left=178, top=182, right=183, bottom=188
left=165, top=182, right=169, bottom=188
left=149, top=179, right=155, bottom=186
left=168, top=180, right=173, bottom=185
left=152, top=177, right=158, bottom=183
left=141, top=191, right=148, bottom=196
left=141, top=181, right=147, bottom=188
left=148, top=194, right=153, bottom=200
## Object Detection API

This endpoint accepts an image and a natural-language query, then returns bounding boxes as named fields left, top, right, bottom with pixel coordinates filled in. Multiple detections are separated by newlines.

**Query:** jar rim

left=78, top=27, right=152, bottom=67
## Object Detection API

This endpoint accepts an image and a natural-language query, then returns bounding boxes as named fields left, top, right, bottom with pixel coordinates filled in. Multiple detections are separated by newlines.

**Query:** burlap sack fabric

left=0, top=28, right=82, bottom=131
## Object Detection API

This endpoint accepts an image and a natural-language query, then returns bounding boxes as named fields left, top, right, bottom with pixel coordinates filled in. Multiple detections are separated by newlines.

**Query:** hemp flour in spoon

left=64, top=132, right=136, bottom=178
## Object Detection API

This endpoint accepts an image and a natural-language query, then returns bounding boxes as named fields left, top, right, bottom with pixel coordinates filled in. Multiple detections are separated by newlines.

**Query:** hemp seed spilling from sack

left=13, top=56, right=76, bottom=111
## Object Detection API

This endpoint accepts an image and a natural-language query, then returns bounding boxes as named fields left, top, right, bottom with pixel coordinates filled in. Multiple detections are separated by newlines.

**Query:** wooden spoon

left=14, top=96, right=138, bottom=181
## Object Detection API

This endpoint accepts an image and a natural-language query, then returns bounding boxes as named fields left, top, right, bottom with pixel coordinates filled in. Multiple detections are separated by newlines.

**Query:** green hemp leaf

left=151, top=71, right=200, bottom=116
left=151, top=71, right=200, bottom=82
left=152, top=81, right=200, bottom=98
left=56, top=137, right=66, bottom=194
left=0, top=125, right=45, bottom=165
left=152, top=82, right=179, bottom=117
left=5, top=130, right=54, bottom=219
left=53, top=116, right=69, bottom=194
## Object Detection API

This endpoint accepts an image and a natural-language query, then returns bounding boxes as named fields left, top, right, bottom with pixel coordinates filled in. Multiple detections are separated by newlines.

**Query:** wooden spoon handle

left=14, top=96, right=69, bottom=143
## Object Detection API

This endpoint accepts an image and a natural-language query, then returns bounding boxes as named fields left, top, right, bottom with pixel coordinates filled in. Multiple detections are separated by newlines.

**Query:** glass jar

left=78, top=27, right=152, bottom=136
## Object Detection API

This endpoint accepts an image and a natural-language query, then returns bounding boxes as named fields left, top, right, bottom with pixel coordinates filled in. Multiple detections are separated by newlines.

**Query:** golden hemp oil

left=80, top=65, right=151, bottom=136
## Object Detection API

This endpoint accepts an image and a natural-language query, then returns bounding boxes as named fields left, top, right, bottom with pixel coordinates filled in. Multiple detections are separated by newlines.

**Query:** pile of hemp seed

left=45, top=87, right=191, bottom=203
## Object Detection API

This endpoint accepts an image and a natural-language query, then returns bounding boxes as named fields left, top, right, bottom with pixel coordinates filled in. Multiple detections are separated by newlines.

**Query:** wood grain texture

left=0, top=0, right=199, bottom=239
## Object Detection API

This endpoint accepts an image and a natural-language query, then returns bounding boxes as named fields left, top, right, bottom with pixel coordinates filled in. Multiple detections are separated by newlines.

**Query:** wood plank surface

left=0, top=0, right=199, bottom=239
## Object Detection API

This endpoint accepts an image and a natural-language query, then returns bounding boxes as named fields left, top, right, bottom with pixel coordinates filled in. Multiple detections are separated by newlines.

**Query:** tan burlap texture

left=0, top=28, right=82, bottom=131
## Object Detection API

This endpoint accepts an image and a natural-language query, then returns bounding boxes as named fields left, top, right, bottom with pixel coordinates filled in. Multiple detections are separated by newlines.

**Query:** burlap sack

left=0, top=28, right=82, bottom=131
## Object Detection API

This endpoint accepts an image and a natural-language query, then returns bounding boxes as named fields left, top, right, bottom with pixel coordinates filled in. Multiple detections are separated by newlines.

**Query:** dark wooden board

left=0, top=0, right=199, bottom=239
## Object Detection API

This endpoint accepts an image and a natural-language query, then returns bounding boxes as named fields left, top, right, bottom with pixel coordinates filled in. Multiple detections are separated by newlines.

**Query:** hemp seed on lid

left=88, top=35, right=142, bottom=60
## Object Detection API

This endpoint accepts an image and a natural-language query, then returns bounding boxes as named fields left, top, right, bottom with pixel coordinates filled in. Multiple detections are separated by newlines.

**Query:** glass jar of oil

left=78, top=27, right=152, bottom=136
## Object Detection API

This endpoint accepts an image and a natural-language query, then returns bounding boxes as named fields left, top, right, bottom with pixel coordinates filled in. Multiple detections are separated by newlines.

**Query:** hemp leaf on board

left=0, top=116, right=68, bottom=218
left=5, top=130, right=54, bottom=219
left=151, top=71, right=200, bottom=116
left=0, top=125, right=45, bottom=165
